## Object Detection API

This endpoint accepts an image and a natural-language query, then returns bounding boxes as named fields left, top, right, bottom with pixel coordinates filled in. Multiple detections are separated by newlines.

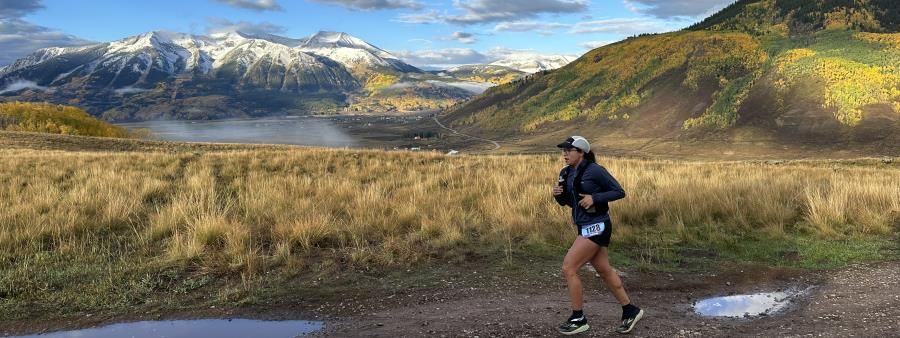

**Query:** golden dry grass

left=1, top=146, right=897, bottom=276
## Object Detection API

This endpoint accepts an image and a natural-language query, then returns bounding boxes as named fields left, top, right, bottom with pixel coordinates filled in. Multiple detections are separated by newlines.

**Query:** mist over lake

left=117, top=117, right=357, bottom=147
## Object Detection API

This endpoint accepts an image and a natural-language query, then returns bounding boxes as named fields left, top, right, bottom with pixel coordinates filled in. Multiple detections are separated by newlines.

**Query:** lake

left=117, top=116, right=357, bottom=147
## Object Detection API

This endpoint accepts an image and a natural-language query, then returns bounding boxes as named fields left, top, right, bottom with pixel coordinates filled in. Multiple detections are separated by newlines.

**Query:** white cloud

left=212, top=0, right=283, bottom=11
left=0, top=0, right=42, bottom=19
left=494, top=21, right=569, bottom=34
left=206, top=18, right=287, bottom=35
left=114, top=86, right=149, bottom=95
left=0, top=80, right=50, bottom=94
left=310, top=0, right=422, bottom=11
left=394, top=0, right=588, bottom=26
left=394, top=10, right=442, bottom=24
left=426, top=80, right=493, bottom=94
left=579, top=40, right=613, bottom=50
left=623, top=0, right=735, bottom=19
left=450, top=31, right=475, bottom=44
left=483, top=47, right=556, bottom=60
left=386, top=82, right=416, bottom=90
left=0, top=19, right=93, bottom=66
left=407, top=38, right=433, bottom=44
left=571, top=18, right=670, bottom=35
left=446, top=0, right=588, bottom=25
left=393, top=48, right=489, bottom=68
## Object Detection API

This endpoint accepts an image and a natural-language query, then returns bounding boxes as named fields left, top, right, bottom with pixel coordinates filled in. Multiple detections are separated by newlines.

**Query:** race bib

left=580, top=222, right=605, bottom=237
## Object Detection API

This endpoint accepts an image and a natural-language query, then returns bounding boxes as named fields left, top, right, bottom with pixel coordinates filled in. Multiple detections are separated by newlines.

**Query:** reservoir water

left=117, top=117, right=357, bottom=147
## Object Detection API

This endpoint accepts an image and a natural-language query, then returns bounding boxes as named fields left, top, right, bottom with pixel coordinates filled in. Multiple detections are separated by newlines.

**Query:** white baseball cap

left=556, top=136, right=590, bottom=153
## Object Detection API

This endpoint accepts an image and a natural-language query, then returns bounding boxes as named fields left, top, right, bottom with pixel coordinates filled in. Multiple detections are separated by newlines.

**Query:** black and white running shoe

left=558, top=316, right=590, bottom=335
left=615, top=308, right=644, bottom=334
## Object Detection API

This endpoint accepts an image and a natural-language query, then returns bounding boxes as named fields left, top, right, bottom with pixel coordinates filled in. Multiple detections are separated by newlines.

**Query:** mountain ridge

left=443, top=0, right=900, bottom=154
left=0, top=30, right=472, bottom=120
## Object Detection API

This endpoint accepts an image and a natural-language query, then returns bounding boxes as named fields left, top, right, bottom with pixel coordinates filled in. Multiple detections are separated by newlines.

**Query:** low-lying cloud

left=0, top=80, right=51, bottom=94
left=114, top=86, right=149, bottom=95
left=426, top=80, right=493, bottom=94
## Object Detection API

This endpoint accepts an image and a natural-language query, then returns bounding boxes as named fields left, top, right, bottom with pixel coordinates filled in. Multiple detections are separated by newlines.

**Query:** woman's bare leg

left=590, top=246, right=631, bottom=305
left=562, top=236, right=602, bottom=311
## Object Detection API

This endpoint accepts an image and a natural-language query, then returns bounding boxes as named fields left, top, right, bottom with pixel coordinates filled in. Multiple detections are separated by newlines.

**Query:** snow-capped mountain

left=0, top=31, right=399, bottom=92
left=489, top=54, right=577, bottom=74
left=438, top=65, right=525, bottom=85
left=298, top=31, right=420, bottom=73
left=0, top=30, right=444, bottom=120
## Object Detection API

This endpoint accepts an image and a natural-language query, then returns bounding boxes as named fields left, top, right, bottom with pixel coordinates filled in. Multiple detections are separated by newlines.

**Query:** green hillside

left=444, top=0, right=900, bottom=150
left=0, top=102, right=130, bottom=138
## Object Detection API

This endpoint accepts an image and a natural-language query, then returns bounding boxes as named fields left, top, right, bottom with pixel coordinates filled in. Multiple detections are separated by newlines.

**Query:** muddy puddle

left=11, top=318, right=323, bottom=338
left=693, top=287, right=813, bottom=318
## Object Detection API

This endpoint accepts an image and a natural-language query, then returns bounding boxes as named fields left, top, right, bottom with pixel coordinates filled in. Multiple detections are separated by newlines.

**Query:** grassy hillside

left=0, top=102, right=130, bottom=138
left=691, top=0, right=900, bottom=34
left=444, top=0, right=900, bottom=149
left=1, top=132, right=897, bottom=318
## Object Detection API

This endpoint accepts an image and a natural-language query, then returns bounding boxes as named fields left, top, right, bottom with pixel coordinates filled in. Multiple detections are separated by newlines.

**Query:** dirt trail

left=432, top=116, right=502, bottom=151
left=319, top=262, right=900, bottom=337
left=1, top=262, right=897, bottom=337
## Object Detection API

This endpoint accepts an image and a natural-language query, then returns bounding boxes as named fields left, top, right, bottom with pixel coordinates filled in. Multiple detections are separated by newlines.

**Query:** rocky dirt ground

left=2, top=259, right=897, bottom=337
left=311, top=262, right=899, bottom=337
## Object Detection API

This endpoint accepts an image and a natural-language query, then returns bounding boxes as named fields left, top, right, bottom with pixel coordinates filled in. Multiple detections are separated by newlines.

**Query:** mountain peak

left=302, top=31, right=378, bottom=50
left=107, top=30, right=182, bottom=53
left=297, top=31, right=419, bottom=72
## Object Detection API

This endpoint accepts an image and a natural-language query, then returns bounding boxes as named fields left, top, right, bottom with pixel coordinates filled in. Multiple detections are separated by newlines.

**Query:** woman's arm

left=554, top=190, right=571, bottom=206
left=590, top=165, right=626, bottom=203
left=554, top=168, right=572, bottom=207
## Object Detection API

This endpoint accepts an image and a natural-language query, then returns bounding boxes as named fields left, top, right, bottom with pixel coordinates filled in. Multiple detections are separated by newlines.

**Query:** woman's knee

left=593, top=263, right=615, bottom=277
left=561, top=262, right=579, bottom=277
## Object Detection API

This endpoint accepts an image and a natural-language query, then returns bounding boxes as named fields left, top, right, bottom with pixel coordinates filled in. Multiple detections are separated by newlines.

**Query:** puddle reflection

left=13, top=319, right=323, bottom=338
left=694, top=287, right=813, bottom=318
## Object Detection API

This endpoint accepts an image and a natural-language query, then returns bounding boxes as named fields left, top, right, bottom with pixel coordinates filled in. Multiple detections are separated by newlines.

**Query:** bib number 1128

left=580, top=222, right=605, bottom=237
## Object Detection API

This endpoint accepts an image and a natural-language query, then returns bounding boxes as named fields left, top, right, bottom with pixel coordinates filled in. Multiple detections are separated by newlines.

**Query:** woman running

left=551, top=136, right=643, bottom=335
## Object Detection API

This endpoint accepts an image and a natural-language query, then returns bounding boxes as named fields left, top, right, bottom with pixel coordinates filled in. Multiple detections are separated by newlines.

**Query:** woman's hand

left=578, top=194, right=594, bottom=208
left=552, top=185, right=563, bottom=196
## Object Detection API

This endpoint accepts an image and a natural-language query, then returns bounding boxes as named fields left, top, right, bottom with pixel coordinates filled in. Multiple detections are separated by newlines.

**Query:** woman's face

left=562, top=148, right=583, bottom=166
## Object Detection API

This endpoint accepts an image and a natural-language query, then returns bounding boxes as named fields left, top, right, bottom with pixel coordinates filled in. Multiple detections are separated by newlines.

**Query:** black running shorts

left=576, top=220, right=612, bottom=247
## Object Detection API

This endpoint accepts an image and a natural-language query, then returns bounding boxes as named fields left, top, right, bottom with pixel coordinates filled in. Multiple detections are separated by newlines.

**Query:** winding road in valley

left=432, top=115, right=501, bottom=151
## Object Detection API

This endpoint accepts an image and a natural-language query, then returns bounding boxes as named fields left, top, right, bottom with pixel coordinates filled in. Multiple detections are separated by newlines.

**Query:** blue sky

left=1, top=0, right=737, bottom=67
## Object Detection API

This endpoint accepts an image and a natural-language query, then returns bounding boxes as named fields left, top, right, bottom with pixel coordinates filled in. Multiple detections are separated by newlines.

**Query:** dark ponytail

left=584, top=150, right=596, bottom=163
